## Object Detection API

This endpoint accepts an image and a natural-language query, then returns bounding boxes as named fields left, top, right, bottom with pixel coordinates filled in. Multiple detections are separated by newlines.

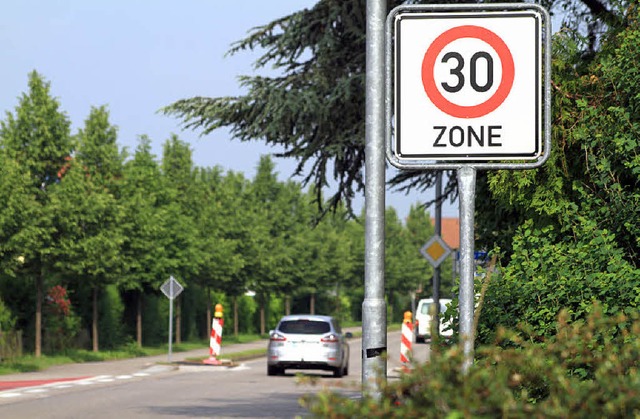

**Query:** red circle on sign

left=421, top=25, right=515, bottom=118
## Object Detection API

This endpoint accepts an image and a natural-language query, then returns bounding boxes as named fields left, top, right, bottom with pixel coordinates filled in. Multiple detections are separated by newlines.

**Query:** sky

left=0, top=0, right=457, bottom=220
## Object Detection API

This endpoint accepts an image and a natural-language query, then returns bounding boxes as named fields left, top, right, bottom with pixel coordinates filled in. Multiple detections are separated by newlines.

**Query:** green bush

left=43, top=285, right=81, bottom=353
left=98, top=284, right=126, bottom=349
left=237, top=295, right=257, bottom=334
left=0, top=297, right=15, bottom=331
left=142, top=294, right=166, bottom=346
left=302, top=304, right=640, bottom=418
left=476, top=216, right=640, bottom=346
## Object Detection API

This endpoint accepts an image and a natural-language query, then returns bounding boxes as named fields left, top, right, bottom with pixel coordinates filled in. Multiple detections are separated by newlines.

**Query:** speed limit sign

left=387, top=4, right=550, bottom=168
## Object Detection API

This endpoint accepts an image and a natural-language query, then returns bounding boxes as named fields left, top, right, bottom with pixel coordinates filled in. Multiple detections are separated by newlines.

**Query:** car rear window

left=420, top=302, right=449, bottom=314
left=420, top=303, right=433, bottom=315
left=278, top=320, right=331, bottom=334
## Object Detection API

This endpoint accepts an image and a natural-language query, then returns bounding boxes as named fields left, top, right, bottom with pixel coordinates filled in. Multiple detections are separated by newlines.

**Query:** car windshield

left=278, top=319, right=331, bottom=335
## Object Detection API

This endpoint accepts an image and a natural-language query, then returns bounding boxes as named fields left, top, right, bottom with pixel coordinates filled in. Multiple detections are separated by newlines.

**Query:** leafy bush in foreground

left=302, top=304, right=640, bottom=418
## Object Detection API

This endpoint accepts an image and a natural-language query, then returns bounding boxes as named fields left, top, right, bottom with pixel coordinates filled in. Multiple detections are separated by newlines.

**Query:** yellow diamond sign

left=420, top=235, right=452, bottom=268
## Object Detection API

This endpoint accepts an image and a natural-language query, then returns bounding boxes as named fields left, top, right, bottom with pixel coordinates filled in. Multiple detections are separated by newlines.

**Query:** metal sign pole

left=457, top=166, right=476, bottom=372
left=433, top=171, right=442, bottom=332
left=362, top=0, right=387, bottom=396
left=168, top=282, right=174, bottom=363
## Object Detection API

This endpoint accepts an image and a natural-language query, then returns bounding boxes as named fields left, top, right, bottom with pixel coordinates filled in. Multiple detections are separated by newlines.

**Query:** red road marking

left=0, top=377, right=91, bottom=391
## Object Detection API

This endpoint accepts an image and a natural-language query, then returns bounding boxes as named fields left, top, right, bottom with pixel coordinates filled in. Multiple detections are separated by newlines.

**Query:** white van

left=414, top=298, right=453, bottom=342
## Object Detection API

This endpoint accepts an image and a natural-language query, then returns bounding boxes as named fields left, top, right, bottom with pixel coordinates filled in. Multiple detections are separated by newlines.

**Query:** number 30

left=441, top=51, right=494, bottom=93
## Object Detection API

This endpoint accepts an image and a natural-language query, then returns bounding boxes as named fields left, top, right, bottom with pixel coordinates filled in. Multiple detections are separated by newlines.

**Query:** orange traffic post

left=400, top=311, right=413, bottom=371
left=203, top=304, right=224, bottom=365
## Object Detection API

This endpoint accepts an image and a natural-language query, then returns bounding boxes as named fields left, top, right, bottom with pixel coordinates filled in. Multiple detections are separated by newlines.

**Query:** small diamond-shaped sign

left=160, top=276, right=184, bottom=300
left=420, top=235, right=452, bottom=268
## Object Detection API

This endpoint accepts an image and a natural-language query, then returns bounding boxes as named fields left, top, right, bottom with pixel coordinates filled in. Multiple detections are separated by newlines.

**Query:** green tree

left=164, top=0, right=368, bottom=212
left=118, top=136, right=169, bottom=346
left=403, top=205, right=435, bottom=296
left=316, top=204, right=359, bottom=321
left=191, top=167, right=244, bottom=337
left=160, top=135, right=199, bottom=342
left=289, top=208, right=334, bottom=315
left=213, top=170, right=253, bottom=336
left=246, top=156, right=297, bottom=333
left=384, top=208, right=408, bottom=321
left=164, top=0, right=622, bottom=215
left=385, top=207, right=432, bottom=322
left=74, top=106, right=125, bottom=185
left=51, top=105, right=125, bottom=351
left=475, top=6, right=640, bottom=341
left=0, top=150, right=39, bottom=337
left=0, top=150, right=40, bottom=277
left=0, top=71, right=73, bottom=356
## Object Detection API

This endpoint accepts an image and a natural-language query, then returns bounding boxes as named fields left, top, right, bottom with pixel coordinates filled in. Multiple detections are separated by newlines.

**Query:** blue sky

left=0, top=0, right=456, bottom=219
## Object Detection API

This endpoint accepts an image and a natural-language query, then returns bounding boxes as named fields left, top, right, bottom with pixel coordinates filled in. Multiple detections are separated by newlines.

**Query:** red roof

left=430, top=217, right=460, bottom=249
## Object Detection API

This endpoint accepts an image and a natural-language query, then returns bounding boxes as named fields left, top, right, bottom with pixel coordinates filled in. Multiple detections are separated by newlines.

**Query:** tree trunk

left=233, top=296, right=239, bottom=338
left=260, top=298, right=266, bottom=335
left=205, top=288, right=211, bottom=340
left=35, top=271, right=43, bottom=357
left=310, top=292, right=315, bottom=315
left=92, top=286, right=99, bottom=352
left=136, top=291, right=143, bottom=347
left=285, top=296, right=291, bottom=315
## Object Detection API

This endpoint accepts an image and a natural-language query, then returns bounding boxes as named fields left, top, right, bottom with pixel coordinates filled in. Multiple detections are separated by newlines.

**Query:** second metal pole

left=457, top=166, right=476, bottom=372
left=433, top=171, right=442, bottom=332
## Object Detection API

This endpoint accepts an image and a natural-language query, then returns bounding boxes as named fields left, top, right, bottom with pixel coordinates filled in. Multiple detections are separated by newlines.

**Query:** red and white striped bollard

left=203, top=304, right=224, bottom=365
left=400, top=311, right=413, bottom=371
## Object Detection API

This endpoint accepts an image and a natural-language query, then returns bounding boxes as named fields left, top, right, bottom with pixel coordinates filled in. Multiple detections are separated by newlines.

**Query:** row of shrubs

left=303, top=303, right=640, bottom=418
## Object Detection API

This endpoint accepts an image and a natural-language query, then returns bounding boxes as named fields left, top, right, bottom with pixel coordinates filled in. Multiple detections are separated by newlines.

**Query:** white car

left=267, top=314, right=350, bottom=377
left=414, top=298, right=453, bottom=342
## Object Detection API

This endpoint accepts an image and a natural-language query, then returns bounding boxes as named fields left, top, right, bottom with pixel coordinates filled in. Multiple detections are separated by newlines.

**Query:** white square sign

left=390, top=8, right=544, bottom=163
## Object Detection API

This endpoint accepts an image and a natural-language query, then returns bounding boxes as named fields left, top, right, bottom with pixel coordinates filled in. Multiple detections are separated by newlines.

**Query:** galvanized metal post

left=362, top=0, right=387, bottom=394
left=457, top=166, right=476, bottom=372
left=168, top=281, right=174, bottom=363
left=433, top=171, right=442, bottom=332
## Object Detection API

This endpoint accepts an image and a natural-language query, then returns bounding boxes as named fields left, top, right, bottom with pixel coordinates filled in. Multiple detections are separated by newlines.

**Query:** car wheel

left=268, top=365, right=282, bottom=376
left=333, top=365, right=344, bottom=378
left=343, top=362, right=349, bottom=376
left=416, top=336, right=425, bottom=344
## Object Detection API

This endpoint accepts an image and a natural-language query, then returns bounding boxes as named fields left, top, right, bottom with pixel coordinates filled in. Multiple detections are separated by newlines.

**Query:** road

left=0, top=330, right=430, bottom=418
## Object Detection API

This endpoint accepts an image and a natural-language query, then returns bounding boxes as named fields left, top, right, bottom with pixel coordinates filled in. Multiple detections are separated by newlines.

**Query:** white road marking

left=177, top=364, right=248, bottom=372
left=0, top=363, right=191, bottom=401
left=24, top=389, right=48, bottom=394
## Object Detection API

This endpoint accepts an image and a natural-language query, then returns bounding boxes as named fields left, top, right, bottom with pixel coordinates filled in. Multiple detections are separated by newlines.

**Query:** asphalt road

left=0, top=329, right=430, bottom=418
